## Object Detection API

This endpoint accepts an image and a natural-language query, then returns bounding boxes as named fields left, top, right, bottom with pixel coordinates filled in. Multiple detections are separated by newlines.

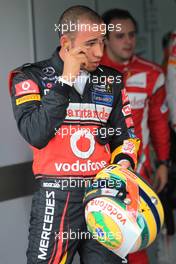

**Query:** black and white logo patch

left=42, top=66, right=55, bottom=77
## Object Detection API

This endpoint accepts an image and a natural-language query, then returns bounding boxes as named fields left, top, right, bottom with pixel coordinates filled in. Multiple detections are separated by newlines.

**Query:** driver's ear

left=60, top=35, right=71, bottom=51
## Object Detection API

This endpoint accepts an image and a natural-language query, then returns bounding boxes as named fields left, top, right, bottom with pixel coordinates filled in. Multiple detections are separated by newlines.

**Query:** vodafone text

left=55, top=160, right=107, bottom=173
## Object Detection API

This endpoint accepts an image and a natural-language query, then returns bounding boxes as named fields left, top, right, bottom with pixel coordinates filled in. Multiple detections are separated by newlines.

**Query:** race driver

left=101, top=8, right=170, bottom=264
left=9, top=5, right=139, bottom=264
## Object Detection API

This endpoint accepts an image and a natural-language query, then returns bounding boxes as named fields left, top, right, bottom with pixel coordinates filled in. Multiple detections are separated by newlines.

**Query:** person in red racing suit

left=101, top=8, right=170, bottom=264
left=9, top=6, right=139, bottom=264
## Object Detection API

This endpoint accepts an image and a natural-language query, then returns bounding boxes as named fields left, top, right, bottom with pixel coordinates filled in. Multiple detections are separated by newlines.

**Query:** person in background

left=101, top=8, right=170, bottom=264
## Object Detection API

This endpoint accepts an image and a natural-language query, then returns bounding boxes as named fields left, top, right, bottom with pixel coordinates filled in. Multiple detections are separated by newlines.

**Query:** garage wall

left=153, top=0, right=176, bottom=63
left=0, top=0, right=33, bottom=167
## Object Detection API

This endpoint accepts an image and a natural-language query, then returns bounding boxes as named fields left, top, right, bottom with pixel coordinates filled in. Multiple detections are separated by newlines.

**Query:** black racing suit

left=9, top=47, right=139, bottom=263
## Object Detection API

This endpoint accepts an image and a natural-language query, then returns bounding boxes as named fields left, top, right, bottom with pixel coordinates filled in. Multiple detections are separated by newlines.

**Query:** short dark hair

left=102, top=8, right=138, bottom=38
left=58, top=5, right=103, bottom=37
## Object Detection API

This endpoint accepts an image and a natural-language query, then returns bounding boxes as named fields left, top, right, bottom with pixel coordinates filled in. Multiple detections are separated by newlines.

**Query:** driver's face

left=71, top=22, right=105, bottom=71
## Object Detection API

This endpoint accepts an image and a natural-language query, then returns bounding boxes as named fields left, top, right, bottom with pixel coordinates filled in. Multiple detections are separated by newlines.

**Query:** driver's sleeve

left=9, top=70, right=71, bottom=149
left=108, top=84, right=140, bottom=170
left=148, top=72, right=170, bottom=162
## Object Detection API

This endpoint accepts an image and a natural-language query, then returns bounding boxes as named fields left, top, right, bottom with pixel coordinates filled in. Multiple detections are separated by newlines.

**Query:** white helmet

left=84, top=164, right=164, bottom=258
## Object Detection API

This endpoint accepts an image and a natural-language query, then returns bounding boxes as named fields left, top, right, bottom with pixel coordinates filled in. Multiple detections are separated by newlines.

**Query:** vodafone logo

left=89, top=198, right=126, bottom=225
left=22, top=81, right=30, bottom=91
left=70, top=130, right=95, bottom=159
left=15, top=79, right=40, bottom=96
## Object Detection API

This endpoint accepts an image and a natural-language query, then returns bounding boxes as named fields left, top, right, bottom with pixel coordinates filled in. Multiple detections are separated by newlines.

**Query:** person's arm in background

left=148, top=70, right=170, bottom=192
